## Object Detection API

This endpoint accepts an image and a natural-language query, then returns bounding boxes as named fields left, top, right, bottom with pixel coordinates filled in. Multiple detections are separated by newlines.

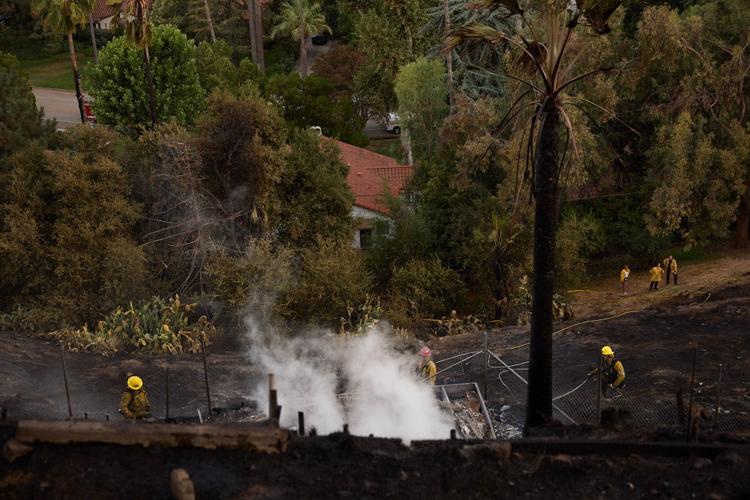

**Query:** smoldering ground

left=243, top=318, right=454, bottom=441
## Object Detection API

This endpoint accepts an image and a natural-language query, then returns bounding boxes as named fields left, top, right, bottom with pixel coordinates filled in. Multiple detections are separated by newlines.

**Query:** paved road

left=32, top=87, right=82, bottom=129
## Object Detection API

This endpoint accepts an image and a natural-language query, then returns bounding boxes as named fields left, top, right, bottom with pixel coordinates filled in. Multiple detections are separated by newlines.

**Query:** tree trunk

left=143, top=45, right=157, bottom=128
left=203, top=0, right=216, bottom=42
left=253, top=0, right=265, bottom=73
left=246, top=0, right=257, bottom=65
left=735, top=183, right=750, bottom=249
left=525, top=104, right=561, bottom=432
left=443, top=0, right=454, bottom=106
left=89, top=14, right=98, bottom=63
left=67, top=33, right=86, bottom=124
left=299, top=28, right=307, bottom=76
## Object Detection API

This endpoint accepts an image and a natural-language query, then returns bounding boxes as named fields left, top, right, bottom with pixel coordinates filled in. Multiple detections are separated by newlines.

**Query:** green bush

left=205, top=238, right=295, bottom=322
left=387, top=258, right=466, bottom=321
left=52, top=295, right=216, bottom=355
left=555, top=213, right=605, bottom=291
left=87, top=24, right=205, bottom=130
left=279, top=239, right=374, bottom=328
left=0, top=144, right=146, bottom=331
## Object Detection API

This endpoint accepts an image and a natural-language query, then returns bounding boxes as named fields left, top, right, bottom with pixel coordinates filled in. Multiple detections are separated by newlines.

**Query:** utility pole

left=444, top=0, right=454, bottom=105
left=254, top=0, right=265, bottom=73
left=203, top=0, right=216, bottom=42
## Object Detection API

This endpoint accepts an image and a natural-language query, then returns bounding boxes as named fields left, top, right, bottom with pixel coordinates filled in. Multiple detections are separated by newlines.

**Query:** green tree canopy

left=0, top=52, right=55, bottom=160
left=394, top=57, right=449, bottom=162
left=271, top=131, right=354, bottom=248
left=87, top=24, right=205, bottom=130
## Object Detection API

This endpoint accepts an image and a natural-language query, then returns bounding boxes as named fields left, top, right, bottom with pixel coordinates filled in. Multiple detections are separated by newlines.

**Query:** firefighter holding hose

left=418, top=346, right=437, bottom=385
left=119, top=375, right=151, bottom=420
left=588, top=346, right=625, bottom=396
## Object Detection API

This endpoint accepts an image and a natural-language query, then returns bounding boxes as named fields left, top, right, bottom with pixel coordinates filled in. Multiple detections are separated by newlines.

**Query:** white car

left=384, top=112, right=401, bottom=135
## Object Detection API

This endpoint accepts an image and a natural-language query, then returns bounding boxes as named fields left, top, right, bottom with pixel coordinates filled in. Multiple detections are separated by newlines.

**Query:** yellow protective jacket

left=119, top=389, right=151, bottom=419
left=604, top=360, right=626, bottom=388
left=620, top=268, right=629, bottom=283
left=670, top=259, right=678, bottom=273
left=650, top=266, right=661, bottom=282
left=419, top=359, right=437, bottom=385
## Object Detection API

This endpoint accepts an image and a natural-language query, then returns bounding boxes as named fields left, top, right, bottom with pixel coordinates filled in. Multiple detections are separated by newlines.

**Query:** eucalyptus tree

left=107, top=0, right=157, bottom=127
left=271, top=0, right=331, bottom=76
left=31, top=0, right=95, bottom=123
left=448, top=0, right=624, bottom=431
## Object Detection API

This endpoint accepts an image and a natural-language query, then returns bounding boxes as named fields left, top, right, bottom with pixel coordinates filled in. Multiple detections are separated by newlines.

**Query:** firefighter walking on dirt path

left=662, top=255, right=678, bottom=285
left=588, top=346, right=625, bottom=397
left=119, top=375, right=151, bottom=420
left=620, top=265, right=630, bottom=294
left=649, top=264, right=664, bottom=290
left=418, top=346, right=437, bottom=385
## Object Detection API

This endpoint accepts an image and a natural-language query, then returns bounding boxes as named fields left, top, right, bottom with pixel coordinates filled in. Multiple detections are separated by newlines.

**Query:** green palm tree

left=32, top=0, right=95, bottom=124
left=107, top=0, right=157, bottom=127
left=447, top=0, right=625, bottom=432
left=271, top=0, right=331, bottom=76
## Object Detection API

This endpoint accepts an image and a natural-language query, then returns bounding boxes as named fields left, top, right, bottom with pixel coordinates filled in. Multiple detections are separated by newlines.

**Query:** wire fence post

left=686, top=347, right=697, bottom=443
left=200, top=335, right=212, bottom=415
left=60, top=345, right=73, bottom=419
left=165, top=366, right=170, bottom=421
left=714, top=363, right=723, bottom=429
left=483, top=332, right=489, bottom=400
left=596, top=354, right=602, bottom=426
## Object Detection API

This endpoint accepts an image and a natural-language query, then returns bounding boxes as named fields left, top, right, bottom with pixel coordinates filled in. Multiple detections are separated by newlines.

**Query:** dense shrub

left=0, top=144, right=146, bottom=330
left=205, top=238, right=295, bottom=322
left=279, top=240, right=374, bottom=328
left=555, top=213, right=605, bottom=291
left=387, top=258, right=466, bottom=321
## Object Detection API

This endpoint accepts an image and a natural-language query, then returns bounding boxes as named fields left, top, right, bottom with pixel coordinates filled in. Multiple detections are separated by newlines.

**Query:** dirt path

left=568, top=252, right=750, bottom=319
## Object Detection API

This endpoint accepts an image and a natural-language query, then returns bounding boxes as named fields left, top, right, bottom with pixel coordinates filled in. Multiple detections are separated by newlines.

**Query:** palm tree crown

left=271, top=0, right=331, bottom=42
left=32, top=0, right=94, bottom=34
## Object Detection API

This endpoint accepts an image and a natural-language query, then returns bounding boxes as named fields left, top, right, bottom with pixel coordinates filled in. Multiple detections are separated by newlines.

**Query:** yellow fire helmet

left=127, top=376, right=143, bottom=391
left=601, top=346, right=614, bottom=356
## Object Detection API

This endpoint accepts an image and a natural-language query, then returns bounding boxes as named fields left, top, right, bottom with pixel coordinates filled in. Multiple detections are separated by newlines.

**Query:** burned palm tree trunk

left=525, top=103, right=560, bottom=430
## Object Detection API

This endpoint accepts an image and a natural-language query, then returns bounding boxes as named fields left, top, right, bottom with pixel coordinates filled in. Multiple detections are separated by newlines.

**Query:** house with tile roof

left=331, top=140, right=414, bottom=249
left=90, top=0, right=153, bottom=30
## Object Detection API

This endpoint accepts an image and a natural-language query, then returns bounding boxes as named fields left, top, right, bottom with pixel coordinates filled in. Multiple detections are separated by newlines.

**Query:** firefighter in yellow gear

left=418, top=346, right=437, bottom=385
left=620, top=265, right=630, bottom=294
left=670, top=258, right=678, bottom=285
left=663, top=255, right=678, bottom=285
left=119, top=375, right=151, bottom=419
left=597, top=346, right=625, bottom=396
left=649, top=264, right=663, bottom=290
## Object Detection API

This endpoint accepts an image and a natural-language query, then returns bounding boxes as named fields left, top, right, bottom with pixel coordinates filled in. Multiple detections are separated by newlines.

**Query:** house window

left=359, top=229, right=373, bottom=249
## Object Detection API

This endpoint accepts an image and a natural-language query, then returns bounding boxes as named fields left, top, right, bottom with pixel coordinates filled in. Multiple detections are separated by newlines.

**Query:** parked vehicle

left=311, top=33, right=328, bottom=45
left=384, top=112, right=401, bottom=135
left=83, top=95, right=96, bottom=124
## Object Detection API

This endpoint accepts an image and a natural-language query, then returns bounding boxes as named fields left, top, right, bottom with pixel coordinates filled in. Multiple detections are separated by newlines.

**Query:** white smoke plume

left=244, top=319, right=454, bottom=441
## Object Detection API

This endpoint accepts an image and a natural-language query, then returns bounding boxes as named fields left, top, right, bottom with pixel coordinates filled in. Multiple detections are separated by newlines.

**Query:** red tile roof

left=91, top=0, right=153, bottom=22
left=331, top=140, right=414, bottom=215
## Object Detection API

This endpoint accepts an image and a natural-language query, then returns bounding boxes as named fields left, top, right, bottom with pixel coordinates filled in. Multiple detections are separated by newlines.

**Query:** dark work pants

left=673, top=273, right=678, bottom=285
left=650, top=281, right=659, bottom=290
left=666, top=269, right=671, bottom=284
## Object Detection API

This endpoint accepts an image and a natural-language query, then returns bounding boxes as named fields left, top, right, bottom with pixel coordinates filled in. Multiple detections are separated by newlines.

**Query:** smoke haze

left=244, top=319, right=454, bottom=441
